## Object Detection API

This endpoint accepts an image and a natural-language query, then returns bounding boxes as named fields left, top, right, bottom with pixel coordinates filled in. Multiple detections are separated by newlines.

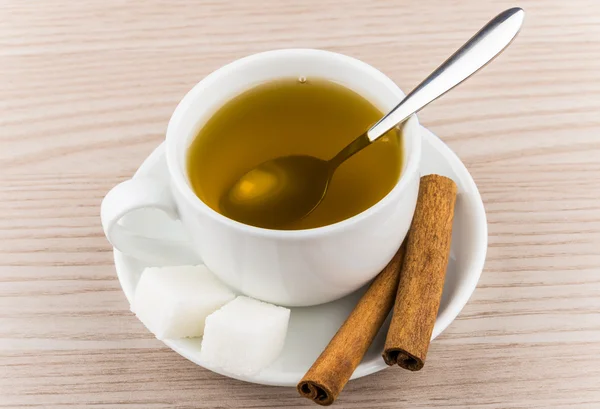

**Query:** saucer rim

left=115, top=125, right=488, bottom=386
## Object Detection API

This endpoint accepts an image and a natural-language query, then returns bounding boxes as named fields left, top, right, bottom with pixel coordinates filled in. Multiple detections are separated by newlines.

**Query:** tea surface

left=187, top=78, right=402, bottom=229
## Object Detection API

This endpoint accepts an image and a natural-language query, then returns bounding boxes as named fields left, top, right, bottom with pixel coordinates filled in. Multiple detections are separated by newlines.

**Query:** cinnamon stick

left=297, top=243, right=406, bottom=406
left=383, top=174, right=457, bottom=371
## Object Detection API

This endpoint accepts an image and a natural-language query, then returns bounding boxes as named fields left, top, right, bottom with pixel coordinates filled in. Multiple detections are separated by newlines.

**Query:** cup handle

left=101, top=177, right=199, bottom=265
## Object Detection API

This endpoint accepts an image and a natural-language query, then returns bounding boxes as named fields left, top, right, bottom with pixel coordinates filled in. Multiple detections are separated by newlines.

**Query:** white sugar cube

left=131, top=265, right=235, bottom=340
left=200, top=296, right=290, bottom=376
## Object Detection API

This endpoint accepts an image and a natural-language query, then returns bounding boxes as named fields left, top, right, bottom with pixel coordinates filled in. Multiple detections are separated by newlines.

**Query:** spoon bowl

left=221, top=155, right=330, bottom=229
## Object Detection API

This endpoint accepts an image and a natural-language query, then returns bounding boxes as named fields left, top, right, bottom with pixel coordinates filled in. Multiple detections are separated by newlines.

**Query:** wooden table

left=2, top=1, right=599, bottom=407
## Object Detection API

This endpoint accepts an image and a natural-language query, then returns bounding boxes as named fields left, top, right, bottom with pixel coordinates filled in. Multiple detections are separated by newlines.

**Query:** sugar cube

left=200, top=296, right=291, bottom=376
left=131, top=265, right=236, bottom=340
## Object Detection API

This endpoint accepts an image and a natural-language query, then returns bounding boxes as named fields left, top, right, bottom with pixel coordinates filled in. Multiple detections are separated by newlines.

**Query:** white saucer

left=113, top=126, right=487, bottom=387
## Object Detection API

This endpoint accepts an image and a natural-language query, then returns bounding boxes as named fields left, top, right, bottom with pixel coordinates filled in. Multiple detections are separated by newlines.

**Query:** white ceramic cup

left=101, top=49, right=422, bottom=307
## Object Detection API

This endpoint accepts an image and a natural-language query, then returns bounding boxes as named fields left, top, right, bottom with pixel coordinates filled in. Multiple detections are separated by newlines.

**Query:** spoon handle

left=367, top=7, right=524, bottom=142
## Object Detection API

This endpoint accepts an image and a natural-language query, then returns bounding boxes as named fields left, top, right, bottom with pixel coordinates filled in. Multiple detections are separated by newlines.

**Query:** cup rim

left=165, top=48, right=422, bottom=239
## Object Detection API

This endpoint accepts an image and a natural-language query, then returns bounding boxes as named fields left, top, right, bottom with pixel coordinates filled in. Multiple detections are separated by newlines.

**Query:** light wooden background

left=1, top=0, right=599, bottom=408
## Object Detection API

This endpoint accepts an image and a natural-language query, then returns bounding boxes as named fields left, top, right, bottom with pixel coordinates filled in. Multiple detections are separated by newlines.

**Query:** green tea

left=187, top=78, right=402, bottom=230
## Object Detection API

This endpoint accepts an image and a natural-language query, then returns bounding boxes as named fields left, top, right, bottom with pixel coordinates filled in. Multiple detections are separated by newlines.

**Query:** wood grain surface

left=1, top=0, right=599, bottom=408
